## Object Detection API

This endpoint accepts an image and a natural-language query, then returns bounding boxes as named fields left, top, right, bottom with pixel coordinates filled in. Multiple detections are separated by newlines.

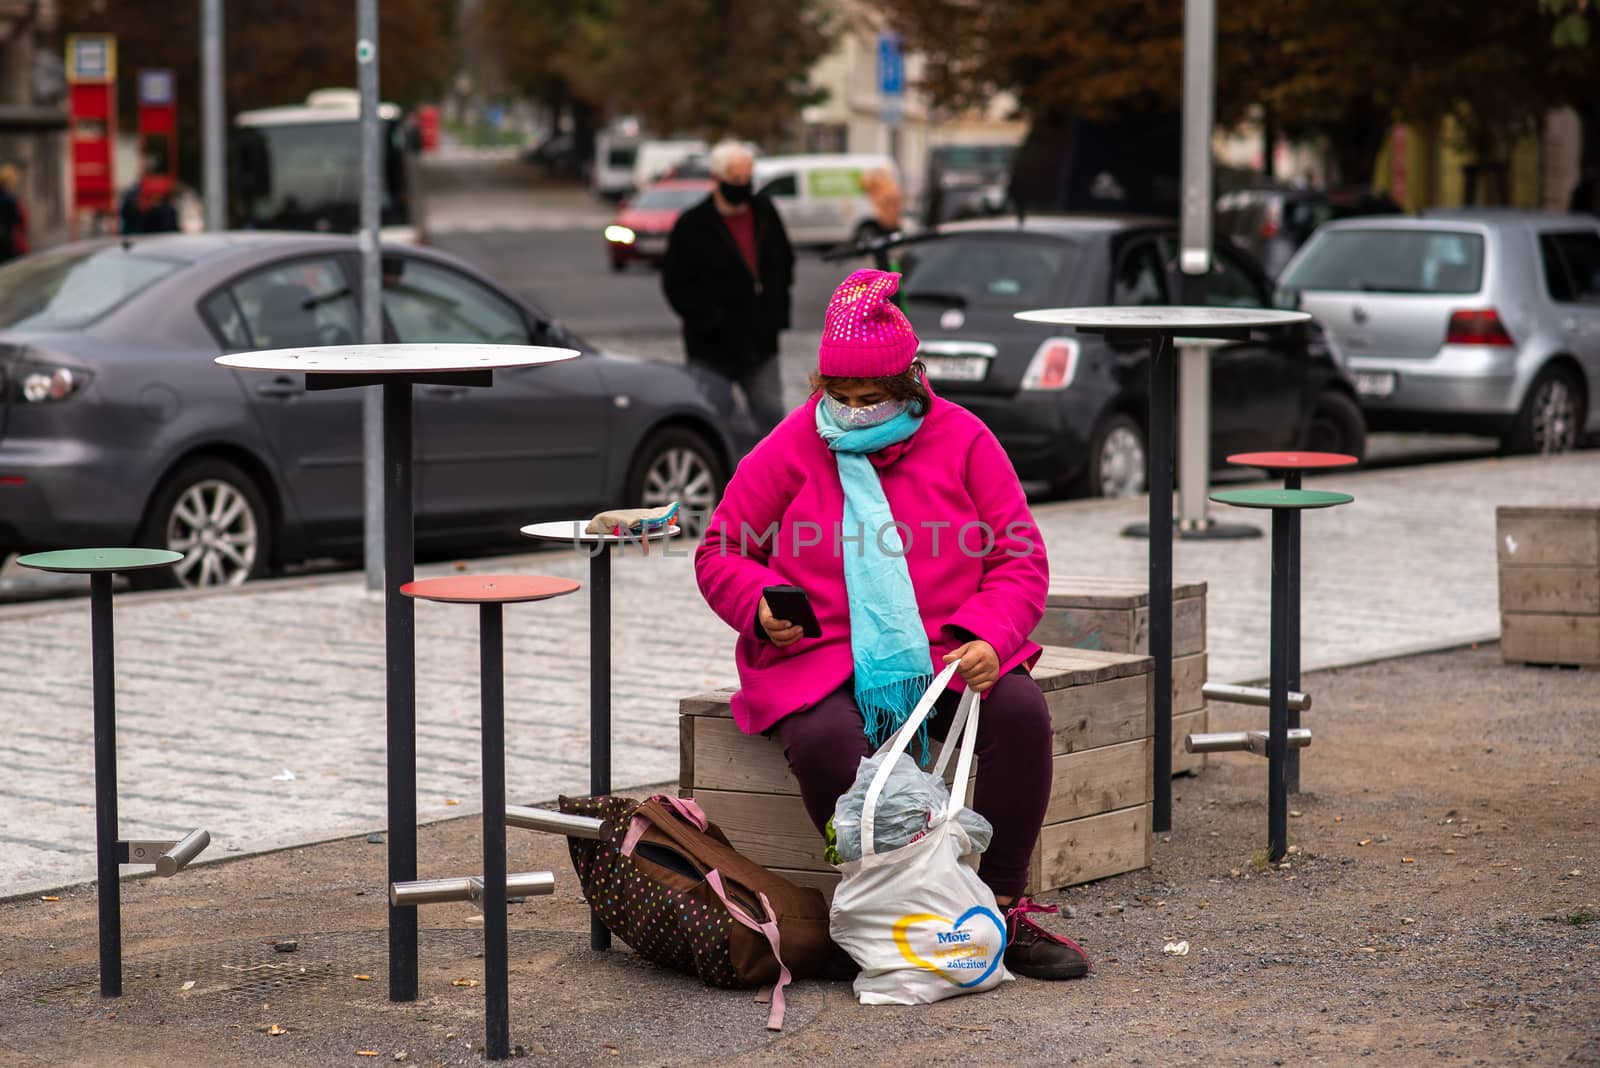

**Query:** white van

left=592, top=130, right=639, bottom=200
left=632, top=139, right=708, bottom=191
left=753, top=153, right=899, bottom=246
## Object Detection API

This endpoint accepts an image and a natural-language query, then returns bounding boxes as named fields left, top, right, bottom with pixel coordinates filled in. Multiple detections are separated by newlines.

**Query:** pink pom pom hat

left=816, top=269, right=921, bottom=378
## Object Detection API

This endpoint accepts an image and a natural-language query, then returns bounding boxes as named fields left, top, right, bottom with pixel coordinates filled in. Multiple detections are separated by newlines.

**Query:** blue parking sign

left=877, top=32, right=903, bottom=97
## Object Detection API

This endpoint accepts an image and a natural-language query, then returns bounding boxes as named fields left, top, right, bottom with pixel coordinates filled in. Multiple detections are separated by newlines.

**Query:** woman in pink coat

left=694, top=268, right=1089, bottom=980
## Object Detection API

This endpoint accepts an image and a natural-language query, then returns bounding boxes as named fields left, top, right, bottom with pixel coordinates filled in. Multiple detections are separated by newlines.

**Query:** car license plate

left=635, top=237, right=665, bottom=254
left=921, top=355, right=989, bottom=382
left=1353, top=371, right=1396, bottom=398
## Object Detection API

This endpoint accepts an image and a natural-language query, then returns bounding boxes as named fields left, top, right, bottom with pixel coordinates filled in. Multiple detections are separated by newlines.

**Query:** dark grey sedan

left=0, top=233, right=738, bottom=587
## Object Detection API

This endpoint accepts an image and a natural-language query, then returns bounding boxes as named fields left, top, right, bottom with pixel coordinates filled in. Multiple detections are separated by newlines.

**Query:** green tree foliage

left=58, top=0, right=455, bottom=182
left=477, top=0, right=833, bottom=144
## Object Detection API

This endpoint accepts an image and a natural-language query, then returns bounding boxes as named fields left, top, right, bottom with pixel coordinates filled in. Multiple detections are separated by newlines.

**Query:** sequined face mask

left=824, top=393, right=909, bottom=428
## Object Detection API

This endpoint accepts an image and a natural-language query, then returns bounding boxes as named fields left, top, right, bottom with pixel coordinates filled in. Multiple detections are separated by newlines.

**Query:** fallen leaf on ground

left=1403, top=857, right=1416, bottom=864
left=1444, top=849, right=1456, bottom=855
left=354, top=974, right=371, bottom=981
left=1357, top=947, right=1377, bottom=953
left=180, top=980, right=196, bottom=991
left=1358, top=839, right=1373, bottom=846
left=451, top=978, right=479, bottom=988
left=1162, top=940, right=1190, bottom=956
left=267, top=1024, right=286, bottom=1036
left=1334, top=815, right=1344, bottom=823
left=1289, top=810, right=1303, bottom=818
left=356, top=1052, right=379, bottom=1058
left=445, top=799, right=460, bottom=806
left=40, top=896, right=59, bottom=903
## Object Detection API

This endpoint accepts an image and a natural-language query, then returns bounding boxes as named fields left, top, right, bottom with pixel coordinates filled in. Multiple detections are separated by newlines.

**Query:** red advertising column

left=66, top=34, right=117, bottom=236
left=417, top=104, right=440, bottom=154
left=137, top=69, right=177, bottom=201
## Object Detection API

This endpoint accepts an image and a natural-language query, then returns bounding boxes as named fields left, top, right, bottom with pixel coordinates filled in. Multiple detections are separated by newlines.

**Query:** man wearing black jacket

left=661, top=140, right=794, bottom=436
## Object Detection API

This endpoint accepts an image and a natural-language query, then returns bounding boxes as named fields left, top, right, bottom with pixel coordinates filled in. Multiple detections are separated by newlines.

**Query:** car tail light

left=12, top=359, right=92, bottom=404
left=1021, top=337, right=1079, bottom=391
left=1259, top=201, right=1281, bottom=240
left=1445, top=308, right=1514, bottom=347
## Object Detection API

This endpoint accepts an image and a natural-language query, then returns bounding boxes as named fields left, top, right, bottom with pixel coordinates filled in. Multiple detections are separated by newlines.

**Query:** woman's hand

left=758, top=596, right=805, bottom=648
left=944, top=639, right=1000, bottom=693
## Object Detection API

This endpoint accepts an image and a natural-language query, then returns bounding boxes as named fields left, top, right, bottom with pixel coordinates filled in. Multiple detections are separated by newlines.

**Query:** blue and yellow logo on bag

left=892, top=906, right=1007, bottom=987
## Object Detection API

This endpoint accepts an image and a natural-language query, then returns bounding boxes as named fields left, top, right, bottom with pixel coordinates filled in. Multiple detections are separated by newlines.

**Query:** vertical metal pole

left=359, top=0, right=385, bottom=593
left=384, top=380, right=417, bottom=1002
left=1176, top=345, right=1210, bottom=530
left=200, top=0, right=225, bottom=232
left=1268, top=507, right=1291, bottom=863
left=1178, top=0, right=1217, bottom=535
left=589, top=546, right=612, bottom=951
left=1148, top=333, right=1174, bottom=832
left=1285, top=470, right=1303, bottom=793
left=89, top=572, right=121, bottom=998
left=479, top=603, right=510, bottom=1061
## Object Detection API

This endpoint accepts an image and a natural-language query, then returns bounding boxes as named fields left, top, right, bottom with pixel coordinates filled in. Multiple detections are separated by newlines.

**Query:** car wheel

left=853, top=220, right=886, bottom=246
left=1503, top=365, right=1585, bottom=456
left=1082, top=413, right=1147, bottom=499
left=133, top=458, right=272, bottom=590
left=1301, top=390, right=1367, bottom=460
left=625, top=427, right=726, bottom=536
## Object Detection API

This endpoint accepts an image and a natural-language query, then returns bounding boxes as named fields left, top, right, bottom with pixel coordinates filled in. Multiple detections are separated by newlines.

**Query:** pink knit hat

left=817, top=269, right=920, bottom=378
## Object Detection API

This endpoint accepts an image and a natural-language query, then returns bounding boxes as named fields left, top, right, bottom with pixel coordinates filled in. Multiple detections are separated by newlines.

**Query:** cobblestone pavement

left=2, top=450, right=1595, bottom=899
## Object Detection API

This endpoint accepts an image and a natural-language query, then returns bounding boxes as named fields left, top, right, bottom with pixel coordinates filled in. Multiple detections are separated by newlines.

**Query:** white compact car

left=754, top=153, right=899, bottom=247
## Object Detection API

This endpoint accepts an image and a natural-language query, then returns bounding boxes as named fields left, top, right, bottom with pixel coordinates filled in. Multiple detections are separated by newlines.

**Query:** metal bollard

left=388, top=870, right=556, bottom=908
left=1185, top=729, right=1312, bottom=756
left=119, top=829, right=211, bottom=877
left=1202, top=682, right=1312, bottom=712
left=505, top=806, right=605, bottom=840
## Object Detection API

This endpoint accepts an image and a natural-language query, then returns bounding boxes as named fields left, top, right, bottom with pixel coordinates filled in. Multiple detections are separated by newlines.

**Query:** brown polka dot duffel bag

left=560, top=793, right=833, bottom=1029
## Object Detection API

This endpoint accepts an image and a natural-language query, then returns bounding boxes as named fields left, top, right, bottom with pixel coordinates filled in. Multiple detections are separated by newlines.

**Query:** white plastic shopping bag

left=828, top=662, right=1013, bottom=1005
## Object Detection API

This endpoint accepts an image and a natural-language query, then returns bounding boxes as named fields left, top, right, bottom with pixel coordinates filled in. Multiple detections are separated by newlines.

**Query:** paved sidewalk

left=1, top=450, right=1595, bottom=899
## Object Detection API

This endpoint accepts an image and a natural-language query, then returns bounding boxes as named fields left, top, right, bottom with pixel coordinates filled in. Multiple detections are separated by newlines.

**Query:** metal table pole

left=479, top=603, right=511, bottom=1060
left=1268, top=506, right=1291, bottom=863
left=1285, top=469, right=1304, bottom=794
left=89, top=572, right=121, bottom=998
left=1147, top=332, right=1175, bottom=832
left=589, top=545, right=612, bottom=951
left=385, top=380, right=419, bottom=1002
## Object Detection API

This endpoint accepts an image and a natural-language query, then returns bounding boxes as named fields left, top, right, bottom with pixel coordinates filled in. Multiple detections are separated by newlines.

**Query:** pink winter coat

left=694, top=387, right=1049, bottom=736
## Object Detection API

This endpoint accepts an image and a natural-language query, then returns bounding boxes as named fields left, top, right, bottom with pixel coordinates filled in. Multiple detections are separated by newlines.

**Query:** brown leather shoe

left=1003, top=897, right=1091, bottom=980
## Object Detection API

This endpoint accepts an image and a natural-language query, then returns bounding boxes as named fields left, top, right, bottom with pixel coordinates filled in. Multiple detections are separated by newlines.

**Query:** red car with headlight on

left=604, top=178, right=713, bottom=271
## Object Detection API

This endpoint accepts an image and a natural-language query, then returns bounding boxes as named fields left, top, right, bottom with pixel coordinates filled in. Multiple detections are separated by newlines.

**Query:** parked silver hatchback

left=1278, top=210, right=1600, bottom=453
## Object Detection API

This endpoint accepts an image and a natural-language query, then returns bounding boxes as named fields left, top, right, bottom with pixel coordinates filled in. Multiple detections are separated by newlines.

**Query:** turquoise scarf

left=815, top=399, right=933, bottom=754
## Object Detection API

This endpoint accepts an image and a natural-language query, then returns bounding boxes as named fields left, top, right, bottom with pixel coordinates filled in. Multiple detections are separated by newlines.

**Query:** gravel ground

left=1, top=644, right=1596, bottom=1067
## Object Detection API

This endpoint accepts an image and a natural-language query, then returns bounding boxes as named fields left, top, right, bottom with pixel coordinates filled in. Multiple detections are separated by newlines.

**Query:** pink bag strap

left=621, top=795, right=710, bottom=856
left=706, top=869, right=791, bottom=1031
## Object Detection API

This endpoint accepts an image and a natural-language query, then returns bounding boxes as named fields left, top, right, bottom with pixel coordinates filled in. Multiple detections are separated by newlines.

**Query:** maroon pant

left=774, top=668, right=1052, bottom=899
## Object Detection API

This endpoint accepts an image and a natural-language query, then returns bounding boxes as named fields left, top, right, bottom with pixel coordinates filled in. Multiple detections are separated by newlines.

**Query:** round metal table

left=1014, top=307, right=1311, bottom=833
left=401, top=574, right=579, bottom=1061
left=18, top=547, right=185, bottom=997
left=1210, top=488, right=1353, bottom=863
left=216, top=343, right=578, bottom=1002
left=520, top=520, right=680, bottom=950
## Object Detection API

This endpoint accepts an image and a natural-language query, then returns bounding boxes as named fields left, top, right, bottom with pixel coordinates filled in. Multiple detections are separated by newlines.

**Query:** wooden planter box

left=679, top=646, right=1154, bottom=900
left=1031, top=576, right=1209, bottom=773
left=1498, top=506, right=1600, bottom=667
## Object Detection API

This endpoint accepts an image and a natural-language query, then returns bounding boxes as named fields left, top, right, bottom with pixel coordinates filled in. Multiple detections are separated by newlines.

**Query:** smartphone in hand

left=762, top=584, right=822, bottom=639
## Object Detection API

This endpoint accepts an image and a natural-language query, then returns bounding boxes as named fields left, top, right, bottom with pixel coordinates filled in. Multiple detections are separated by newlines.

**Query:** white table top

left=521, top=521, right=681, bottom=544
left=1014, top=306, right=1311, bottom=330
left=215, top=342, right=579, bottom=374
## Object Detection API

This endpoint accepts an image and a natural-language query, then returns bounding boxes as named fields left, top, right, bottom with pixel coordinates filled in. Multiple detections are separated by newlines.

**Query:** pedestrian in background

left=661, top=139, right=794, bottom=438
left=0, top=165, right=27, bottom=259
left=0, top=165, right=22, bottom=264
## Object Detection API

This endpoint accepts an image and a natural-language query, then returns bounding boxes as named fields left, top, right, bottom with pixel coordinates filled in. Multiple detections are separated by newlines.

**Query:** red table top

left=1226, top=450, right=1359, bottom=470
left=400, top=575, right=580, bottom=605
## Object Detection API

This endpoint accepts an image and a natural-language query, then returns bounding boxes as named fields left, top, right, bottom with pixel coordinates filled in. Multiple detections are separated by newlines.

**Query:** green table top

left=1209, top=489, right=1354, bottom=511
left=17, top=547, right=185, bottom=574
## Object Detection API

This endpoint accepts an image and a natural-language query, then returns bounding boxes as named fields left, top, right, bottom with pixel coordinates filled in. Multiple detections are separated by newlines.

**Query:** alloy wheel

left=1531, top=376, right=1579, bottom=454
left=1099, top=425, right=1147, bottom=497
left=165, top=478, right=260, bottom=588
left=641, top=446, right=718, bottom=534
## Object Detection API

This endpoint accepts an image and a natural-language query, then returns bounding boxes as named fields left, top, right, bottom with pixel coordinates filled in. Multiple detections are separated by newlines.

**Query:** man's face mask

left=824, top=394, right=908, bottom=428
left=718, top=180, right=753, bottom=205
